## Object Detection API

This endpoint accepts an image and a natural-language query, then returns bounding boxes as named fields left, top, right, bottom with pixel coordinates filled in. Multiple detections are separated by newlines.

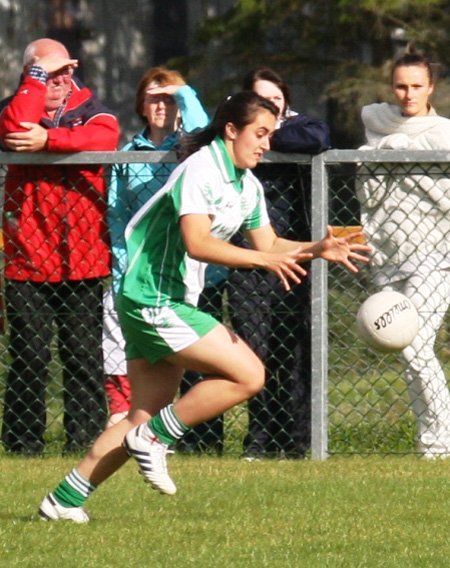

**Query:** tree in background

left=1, top=1, right=450, bottom=146
left=185, top=0, right=450, bottom=147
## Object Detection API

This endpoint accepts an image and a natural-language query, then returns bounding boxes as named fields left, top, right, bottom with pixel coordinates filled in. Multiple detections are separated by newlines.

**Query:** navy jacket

left=234, top=112, right=330, bottom=245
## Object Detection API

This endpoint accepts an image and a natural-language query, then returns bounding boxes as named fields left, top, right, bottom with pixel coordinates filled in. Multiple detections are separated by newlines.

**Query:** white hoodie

left=356, top=103, right=450, bottom=285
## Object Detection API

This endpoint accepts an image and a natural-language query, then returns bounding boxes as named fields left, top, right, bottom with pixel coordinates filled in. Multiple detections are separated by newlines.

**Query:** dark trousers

left=178, top=283, right=224, bottom=453
left=2, top=279, right=107, bottom=453
left=228, top=269, right=311, bottom=457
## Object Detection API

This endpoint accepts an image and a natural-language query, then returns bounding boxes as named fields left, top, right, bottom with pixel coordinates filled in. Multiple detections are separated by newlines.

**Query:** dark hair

left=392, top=43, right=434, bottom=85
left=242, top=67, right=291, bottom=116
left=180, top=91, right=278, bottom=158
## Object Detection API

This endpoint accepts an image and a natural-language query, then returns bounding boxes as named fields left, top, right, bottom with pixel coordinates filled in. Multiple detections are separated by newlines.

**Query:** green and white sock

left=149, top=404, right=189, bottom=444
left=53, top=468, right=97, bottom=508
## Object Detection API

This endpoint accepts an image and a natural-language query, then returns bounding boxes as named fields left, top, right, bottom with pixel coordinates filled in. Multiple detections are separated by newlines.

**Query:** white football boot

left=123, top=423, right=177, bottom=495
left=39, top=493, right=90, bottom=523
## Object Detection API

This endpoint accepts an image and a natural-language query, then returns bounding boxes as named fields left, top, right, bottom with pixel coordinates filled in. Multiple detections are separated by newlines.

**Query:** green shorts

left=116, top=295, right=219, bottom=364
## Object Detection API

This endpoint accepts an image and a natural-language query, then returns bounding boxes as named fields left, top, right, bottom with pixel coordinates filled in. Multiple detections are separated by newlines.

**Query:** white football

left=356, top=290, right=419, bottom=353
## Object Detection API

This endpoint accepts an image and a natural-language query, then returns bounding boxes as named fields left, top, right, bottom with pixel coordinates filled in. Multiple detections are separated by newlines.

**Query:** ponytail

left=180, top=91, right=278, bottom=159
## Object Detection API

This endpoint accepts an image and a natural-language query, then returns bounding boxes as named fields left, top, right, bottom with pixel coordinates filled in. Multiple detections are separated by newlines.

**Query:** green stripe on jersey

left=121, top=138, right=270, bottom=308
left=123, top=177, right=187, bottom=306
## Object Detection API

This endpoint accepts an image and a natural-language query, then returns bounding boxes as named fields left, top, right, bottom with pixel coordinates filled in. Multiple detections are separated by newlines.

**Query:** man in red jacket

left=0, top=38, right=120, bottom=454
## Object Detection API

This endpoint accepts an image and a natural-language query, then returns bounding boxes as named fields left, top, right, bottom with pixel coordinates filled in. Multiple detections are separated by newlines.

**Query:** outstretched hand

left=319, top=225, right=371, bottom=272
left=264, top=246, right=313, bottom=291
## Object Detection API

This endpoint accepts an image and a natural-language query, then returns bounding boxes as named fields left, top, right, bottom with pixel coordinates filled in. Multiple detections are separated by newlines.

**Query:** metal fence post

left=310, top=153, right=329, bottom=460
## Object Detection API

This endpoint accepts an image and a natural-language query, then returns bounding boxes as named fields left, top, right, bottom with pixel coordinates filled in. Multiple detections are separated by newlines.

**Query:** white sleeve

left=178, top=157, right=220, bottom=217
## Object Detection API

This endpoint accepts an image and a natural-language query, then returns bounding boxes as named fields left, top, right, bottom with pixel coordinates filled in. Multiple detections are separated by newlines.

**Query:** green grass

left=2, top=453, right=450, bottom=568
left=1, top=276, right=449, bottom=566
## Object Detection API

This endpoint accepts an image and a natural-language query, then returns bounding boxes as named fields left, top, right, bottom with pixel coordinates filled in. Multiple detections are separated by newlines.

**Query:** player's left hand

left=4, top=122, right=48, bottom=152
left=319, top=225, right=371, bottom=272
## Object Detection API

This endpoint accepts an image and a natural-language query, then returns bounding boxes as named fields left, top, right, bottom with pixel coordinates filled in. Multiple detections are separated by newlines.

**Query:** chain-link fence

left=1, top=150, right=449, bottom=458
left=316, top=150, right=450, bottom=460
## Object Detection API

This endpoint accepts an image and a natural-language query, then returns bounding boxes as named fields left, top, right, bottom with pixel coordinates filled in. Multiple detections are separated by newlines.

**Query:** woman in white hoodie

left=356, top=45, right=450, bottom=458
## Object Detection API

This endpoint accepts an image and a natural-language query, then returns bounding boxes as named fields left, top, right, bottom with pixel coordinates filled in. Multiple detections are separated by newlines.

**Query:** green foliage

left=193, top=0, right=450, bottom=66
left=185, top=0, right=450, bottom=144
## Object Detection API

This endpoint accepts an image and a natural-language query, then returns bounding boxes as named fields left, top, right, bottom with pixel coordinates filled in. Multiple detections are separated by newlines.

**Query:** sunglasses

left=146, top=94, right=176, bottom=105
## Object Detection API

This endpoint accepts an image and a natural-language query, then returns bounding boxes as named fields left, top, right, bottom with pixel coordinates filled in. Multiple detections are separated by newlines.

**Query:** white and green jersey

left=121, top=136, right=270, bottom=307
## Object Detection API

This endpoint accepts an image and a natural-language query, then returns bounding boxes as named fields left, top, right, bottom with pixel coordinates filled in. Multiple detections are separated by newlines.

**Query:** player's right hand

left=262, top=247, right=312, bottom=291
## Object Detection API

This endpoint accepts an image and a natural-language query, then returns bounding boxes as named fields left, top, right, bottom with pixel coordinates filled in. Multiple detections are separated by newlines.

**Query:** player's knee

left=245, top=360, right=265, bottom=397
left=224, top=347, right=265, bottom=398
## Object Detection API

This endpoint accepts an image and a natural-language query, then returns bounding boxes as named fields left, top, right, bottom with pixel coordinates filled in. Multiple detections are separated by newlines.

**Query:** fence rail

left=0, top=149, right=448, bottom=459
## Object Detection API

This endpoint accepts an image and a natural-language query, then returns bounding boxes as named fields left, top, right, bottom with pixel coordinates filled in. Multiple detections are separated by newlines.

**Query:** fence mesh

left=327, top=160, right=450, bottom=457
left=0, top=153, right=449, bottom=458
left=0, top=160, right=109, bottom=455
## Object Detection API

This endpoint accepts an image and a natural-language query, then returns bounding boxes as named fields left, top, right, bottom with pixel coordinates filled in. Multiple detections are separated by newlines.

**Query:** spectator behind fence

left=103, top=67, right=209, bottom=427
left=356, top=44, right=450, bottom=458
left=0, top=38, right=119, bottom=455
left=39, top=91, right=369, bottom=523
left=227, top=67, right=331, bottom=460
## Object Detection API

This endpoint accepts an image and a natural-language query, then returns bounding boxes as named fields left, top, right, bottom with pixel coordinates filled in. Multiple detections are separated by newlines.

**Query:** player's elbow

left=184, top=240, right=208, bottom=262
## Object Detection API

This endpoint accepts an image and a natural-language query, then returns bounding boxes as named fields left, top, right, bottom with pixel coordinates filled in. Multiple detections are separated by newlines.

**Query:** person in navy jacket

left=228, top=67, right=330, bottom=460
